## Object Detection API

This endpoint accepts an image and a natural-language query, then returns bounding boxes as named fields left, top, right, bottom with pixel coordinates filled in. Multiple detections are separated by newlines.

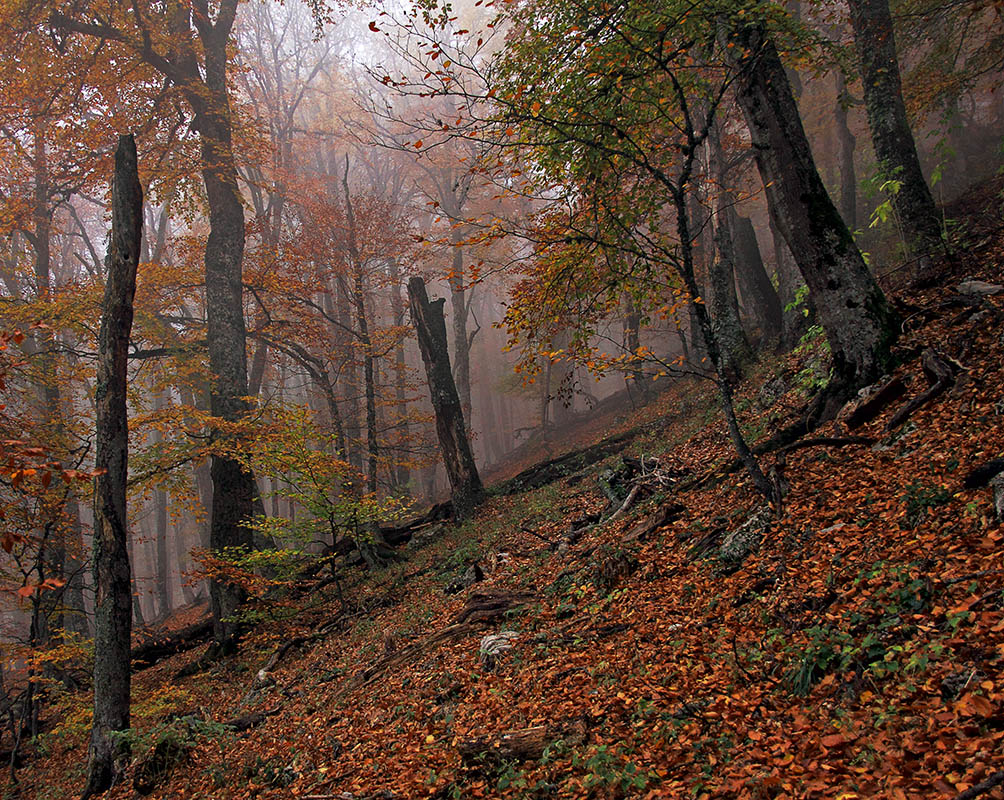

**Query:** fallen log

left=339, top=623, right=475, bottom=697
left=223, top=708, right=278, bottom=733
left=458, top=718, right=588, bottom=766
left=131, top=618, right=213, bottom=670
left=454, top=591, right=536, bottom=625
left=962, top=458, right=1004, bottom=489
left=380, top=500, right=453, bottom=547
left=952, top=769, right=1004, bottom=800
left=494, top=431, right=639, bottom=496
left=622, top=502, right=685, bottom=543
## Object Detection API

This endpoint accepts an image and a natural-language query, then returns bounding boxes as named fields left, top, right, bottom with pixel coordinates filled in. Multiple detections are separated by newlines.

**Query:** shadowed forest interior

left=1, top=0, right=1003, bottom=795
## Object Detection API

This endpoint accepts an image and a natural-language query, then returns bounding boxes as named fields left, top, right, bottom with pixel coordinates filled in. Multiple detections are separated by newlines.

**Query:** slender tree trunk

left=727, top=24, right=897, bottom=394
left=768, top=213, right=811, bottom=348
left=710, top=206, right=753, bottom=380
left=834, top=74, right=858, bottom=231
left=62, top=495, right=90, bottom=638
left=448, top=229, right=473, bottom=417
left=708, top=122, right=754, bottom=377
left=83, top=134, right=142, bottom=799
left=622, top=294, right=647, bottom=401
left=28, top=132, right=68, bottom=648
left=733, top=215, right=784, bottom=343
left=152, top=391, right=170, bottom=619
left=388, top=259, right=410, bottom=488
left=407, top=278, right=485, bottom=520
left=673, top=168, right=771, bottom=497
left=847, top=0, right=943, bottom=282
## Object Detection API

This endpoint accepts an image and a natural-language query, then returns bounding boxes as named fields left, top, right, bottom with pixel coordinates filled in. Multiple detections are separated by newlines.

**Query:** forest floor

left=16, top=181, right=1004, bottom=800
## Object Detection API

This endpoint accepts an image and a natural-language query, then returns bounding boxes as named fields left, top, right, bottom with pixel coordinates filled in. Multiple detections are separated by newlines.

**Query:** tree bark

left=733, top=215, right=784, bottom=343
left=834, top=74, right=858, bottom=231
left=708, top=122, right=753, bottom=378
left=727, top=24, right=897, bottom=393
left=192, top=20, right=257, bottom=653
left=448, top=228, right=473, bottom=416
left=83, top=134, right=142, bottom=799
left=388, top=258, right=410, bottom=488
left=847, top=0, right=943, bottom=281
left=407, top=278, right=485, bottom=520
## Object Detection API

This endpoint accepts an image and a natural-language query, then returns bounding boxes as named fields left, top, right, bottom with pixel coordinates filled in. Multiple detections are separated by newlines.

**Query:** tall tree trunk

left=727, top=24, right=897, bottom=395
left=192, top=25, right=257, bottom=653
left=407, top=278, right=485, bottom=520
left=62, top=495, right=90, bottom=638
left=153, top=391, right=170, bottom=619
left=733, top=215, right=784, bottom=343
left=834, top=74, right=858, bottom=231
left=768, top=213, right=812, bottom=348
left=671, top=159, right=771, bottom=497
left=448, top=229, right=473, bottom=417
left=847, top=0, right=943, bottom=282
left=388, top=259, right=410, bottom=488
left=83, top=134, right=142, bottom=799
left=709, top=190, right=753, bottom=380
left=28, top=131, right=68, bottom=648
left=708, top=122, right=754, bottom=378
left=341, top=159, right=391, bottom=565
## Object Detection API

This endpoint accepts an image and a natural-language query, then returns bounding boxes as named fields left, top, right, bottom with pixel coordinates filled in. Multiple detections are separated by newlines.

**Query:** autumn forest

left=1, top=0, right=1003, bottom=796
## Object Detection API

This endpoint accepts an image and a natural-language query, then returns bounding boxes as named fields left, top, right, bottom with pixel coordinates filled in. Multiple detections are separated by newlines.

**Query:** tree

left=846, top=0, right=944, bottom=281
left=52, top=0, right=260, bottom=651
left=84, top=134, right=142, bottom=799
left=407, top=277, right=484, bottom=519
left=725, top=21, right=898, bottom=400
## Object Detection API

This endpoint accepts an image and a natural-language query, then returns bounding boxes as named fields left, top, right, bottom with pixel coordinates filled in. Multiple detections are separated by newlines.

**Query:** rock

left=941, top=668, right=985, bottom=701
left=719, top=506, right=772, bottom=566
left=445, top=562, right=484, bottom=595
left=133, top=726, right=194, bottom=794
left=758, top=375, right=787, bottom=409
left=992, top=473, right=1004, bottom=521
left=958, top=279, right=1003, bottom=297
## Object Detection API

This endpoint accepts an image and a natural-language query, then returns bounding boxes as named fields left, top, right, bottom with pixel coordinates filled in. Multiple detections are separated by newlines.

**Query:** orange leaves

left=955, top=692, right=996, bottom=719
left=15, top=576, right=65, bottom=598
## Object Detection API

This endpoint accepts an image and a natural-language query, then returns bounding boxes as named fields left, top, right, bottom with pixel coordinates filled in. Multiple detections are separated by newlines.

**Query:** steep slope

left=21, top=187, right=1004, bottom=800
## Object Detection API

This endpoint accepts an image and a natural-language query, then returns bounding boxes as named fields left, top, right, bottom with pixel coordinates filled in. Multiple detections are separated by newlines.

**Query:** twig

left=519, top=523, right=556, bottom=546
left=952, top=770, right=1004, bottom=800
left=606, top=484, right=642, bottom=523
left=942, top=569, right=1004, bottom=586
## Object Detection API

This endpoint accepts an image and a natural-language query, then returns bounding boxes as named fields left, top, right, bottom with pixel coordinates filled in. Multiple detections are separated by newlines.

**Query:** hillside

left=20, top=185, right=1004, bottom=800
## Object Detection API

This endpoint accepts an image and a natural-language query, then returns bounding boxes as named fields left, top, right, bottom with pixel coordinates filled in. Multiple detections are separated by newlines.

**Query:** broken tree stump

left=407, top=277, right=485, bottom=520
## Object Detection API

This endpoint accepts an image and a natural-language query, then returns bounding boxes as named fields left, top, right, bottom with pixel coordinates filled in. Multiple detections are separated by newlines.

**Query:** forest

left=0, top=0, right=1003, bottom=795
